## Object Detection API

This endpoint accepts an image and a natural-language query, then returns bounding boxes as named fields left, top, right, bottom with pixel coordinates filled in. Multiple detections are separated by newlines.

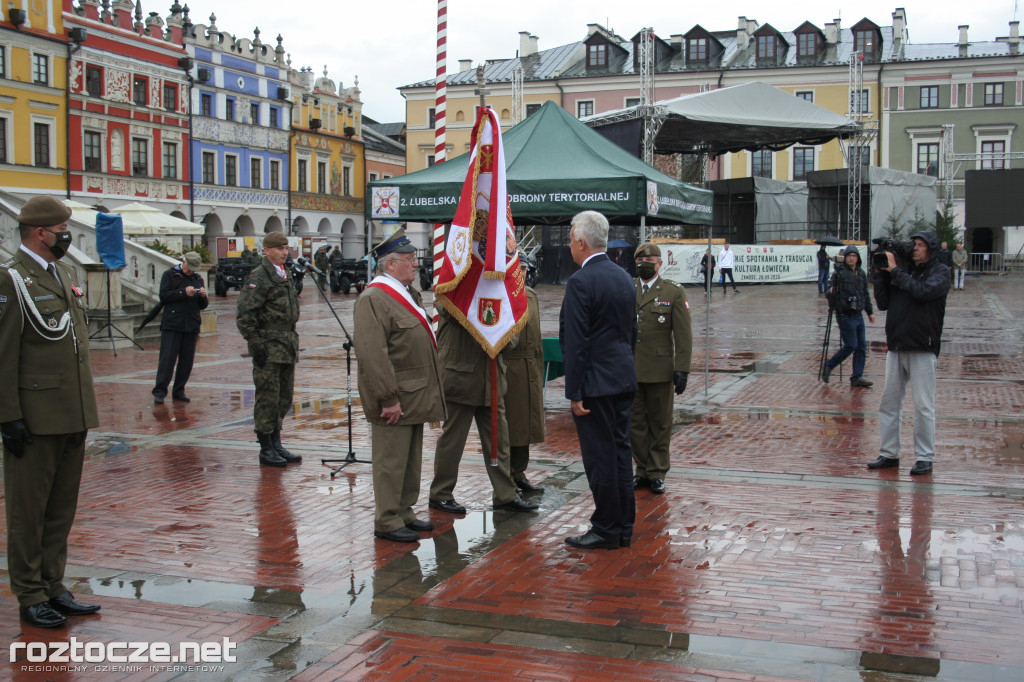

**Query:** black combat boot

left=271, top=429, right=301, bottom=463
left=258, top=432, right=286, bottom=467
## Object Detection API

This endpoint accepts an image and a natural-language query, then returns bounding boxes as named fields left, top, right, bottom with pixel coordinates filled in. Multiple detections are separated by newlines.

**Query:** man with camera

left=822, top=246, right=875, bottom=387
left=868, top=230, right=950, bottom=475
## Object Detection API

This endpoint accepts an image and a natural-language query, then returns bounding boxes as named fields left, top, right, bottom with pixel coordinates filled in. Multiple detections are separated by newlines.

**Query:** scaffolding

left=843, top=51, right=877, bottom=242
left=638, top=27, right=661, bottom=165
left=941, top=123, right=1024, bottom=206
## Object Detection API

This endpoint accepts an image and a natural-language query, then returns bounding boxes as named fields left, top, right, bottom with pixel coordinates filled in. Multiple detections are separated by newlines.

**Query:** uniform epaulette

left=1, top=259, right=16, bottom=269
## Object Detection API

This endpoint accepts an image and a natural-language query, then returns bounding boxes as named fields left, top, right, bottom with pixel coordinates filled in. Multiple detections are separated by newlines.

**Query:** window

left=850, top=88, right=870, bottom=114
left=163, top=83, right=177, bottom=112
left=201, top=151, right=215, bottom=183
left=576, top=100, right=594, bottom=118
left=343, top=166, right=351, bottom=196
left=916, top=143, right=939, bottom=176
left=981, top=140, right=1006, bottom=170
left=984, top=83, right=1004, bottom=106
left=250, top=157, right=262, bottom=188
left=297, top=159, right=307, bottom=192
left=200, top=93, right=212, bottom=117
left=162, top=142, right=177, bottom=179
left=84, top=131, right=102, bottom=172
left=625, top=97, right=641, bottom=108
left=797, top=32, right=816, bottom=58
left=0, top=118, right=7, bottom=164
left=752, top=150, right=772, bottom=178
left=250, top=102, right=259, bottom=124
left=34, top=122, right=51, bottom=166
left=688, top=38, right=707, bottom=61
left=588, top=43, right=607, bottom=67
left=32, top=54, right=49, bottom=85
left=86, top=66, right=103, bottom=97
left=0, top=46, right=5, bottom=78
left=793, top=147, right=814, bottom=180
left=368, top=171, right=379, bottom=182
left=317, top=162, right=327, bottom=194
left=795, top=91, right=813, bottom=103
left=920, top=86, right=939, bottom=109
left=131, top=138, right=148, bottom=176
left=756, top=35, right=776, bottom=59
left=426, top=154, right=435, bottom=167
left=225, top=155, right=237, bottom=186
left=270, top=159, right=280, bottom=189
left=428, top=108, right=436, bottom=128
left=133, top=77, right=147, bottom=106
left=225, top=98, right=235, bottom=121
left=270, top=107, right=279, bottom=128
left=525, top=103, right=541, bottom=117
left=857, top=146, right=872, bottom=166
left=855, top=30, right=875, bottom=54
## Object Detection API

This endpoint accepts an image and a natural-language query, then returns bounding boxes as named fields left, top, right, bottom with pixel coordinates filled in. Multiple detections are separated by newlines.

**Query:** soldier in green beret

left=236, top=231, right=302, bottom=467
left=1, top=196, right=102, bottom=628
left=631, top=242, right=692, bottom=495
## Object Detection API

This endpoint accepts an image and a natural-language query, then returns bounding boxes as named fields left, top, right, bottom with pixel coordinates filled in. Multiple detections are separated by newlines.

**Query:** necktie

left=48, top=263, right=61, bottom=286
left=642, top=283, right=649, bottom=295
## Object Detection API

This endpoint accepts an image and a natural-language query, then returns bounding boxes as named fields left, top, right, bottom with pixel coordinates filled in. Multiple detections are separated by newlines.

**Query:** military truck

left=328, top=258, right=368, bottom=294
left=213, top=257, right=254, bottom=296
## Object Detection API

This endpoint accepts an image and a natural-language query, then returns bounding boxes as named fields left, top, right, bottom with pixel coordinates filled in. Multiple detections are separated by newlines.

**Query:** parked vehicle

left=329, top=258, right=368, bottom=294
left=213, top=257, right=255, bottom=296
left=285, top=256, right=305, bottom=295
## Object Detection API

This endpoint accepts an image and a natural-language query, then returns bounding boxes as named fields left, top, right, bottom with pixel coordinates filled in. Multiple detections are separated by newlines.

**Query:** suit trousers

left=510, top=445, right=530, bottom=480
left=4, top=431, right=87, bottom=606
left=630, top=381, right=674, bottom=479
left=253, top=362, right=295, bottom=434
left=878, top=351, right=937, bottom=462
left=431, top=401, right=518, bottom=505
left=573, top=391, right=636, bottom=541
left=153, top=329, right=199, bottom=399
left=371, top=422, right=423, bottom=532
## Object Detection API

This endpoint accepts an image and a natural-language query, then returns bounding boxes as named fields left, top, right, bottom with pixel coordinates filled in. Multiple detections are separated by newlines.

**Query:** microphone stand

left=296, top=260, right=370, bottom=477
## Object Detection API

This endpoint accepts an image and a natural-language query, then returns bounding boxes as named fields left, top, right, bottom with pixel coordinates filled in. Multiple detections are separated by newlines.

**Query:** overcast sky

left=183, top=0, right=1019, bottom=122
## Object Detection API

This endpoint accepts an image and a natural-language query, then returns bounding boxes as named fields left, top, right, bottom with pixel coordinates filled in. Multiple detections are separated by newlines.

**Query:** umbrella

left=608, top=239, right=633, bottom=248
left=815, top=236, right=845, bottom=246
left=107, top=202, right=205, bottom=235
left=62, top=199, right=100, bottom=227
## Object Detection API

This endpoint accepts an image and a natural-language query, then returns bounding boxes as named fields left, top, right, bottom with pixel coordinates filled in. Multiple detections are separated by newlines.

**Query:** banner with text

left=656, top=244, right=848, bottom=286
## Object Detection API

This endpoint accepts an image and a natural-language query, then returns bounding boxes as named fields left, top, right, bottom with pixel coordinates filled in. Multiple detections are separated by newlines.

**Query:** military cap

left=370, top=227, right=416, bottom=256
left=183, top=252, right=202, bottom=269
left=634, top=242, right=661, bottom=259
left=262, top=231, right=288, bottom=248
left=18, top=196, right=72, bottom=227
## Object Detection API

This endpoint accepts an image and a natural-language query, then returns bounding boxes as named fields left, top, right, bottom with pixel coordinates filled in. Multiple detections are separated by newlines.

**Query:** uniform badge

left=684, top=301, right=690, bottom=310
left=71, top=284, right=84, bottom=297
left=47, top=317, right=58, bottom=329
left=24, top=277, right=33, bottom=287
left=0, top=295, right=6, bottom=303
left=249, top=283, right=257, bottom=288
left=658, top=315, right=666, bottom=324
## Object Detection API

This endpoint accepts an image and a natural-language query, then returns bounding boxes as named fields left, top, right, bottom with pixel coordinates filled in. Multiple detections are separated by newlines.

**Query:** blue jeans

left=818, top=268, right=830, bottom=293
left=827, top=312, right=866, bottom=380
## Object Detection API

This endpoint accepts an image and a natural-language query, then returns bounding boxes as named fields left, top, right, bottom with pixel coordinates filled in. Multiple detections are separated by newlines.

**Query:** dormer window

left=797, top=32, right=816, bottom=57
left=588, top=43, right=607, bottom=67
left=855, top=29, right=875, bottom=54
left=757, top=35, right=776, bottom=59
left=688, top=38, right=707, bottom=62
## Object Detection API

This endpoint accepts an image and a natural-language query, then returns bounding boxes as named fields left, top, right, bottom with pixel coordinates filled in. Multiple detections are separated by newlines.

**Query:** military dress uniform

left=0, top=249, right=98, bottom=612
left=632, top=274, right=692, bottom=486
left=236, top=254, right=300, bottom=464
left=503, top=286, right=545, bottom=488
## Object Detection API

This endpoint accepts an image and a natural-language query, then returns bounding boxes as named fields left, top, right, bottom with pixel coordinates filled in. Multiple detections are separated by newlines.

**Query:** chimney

left=587, top=23, right=601, bottom=37
left=519, top=31, right=532, bottom=57
left=459, top=59, right=473, bottom=72
left=736, top=16, right=750, bottom=51
left=959, top=25, right=969, bottom=56
left=670, top=33, right=683, bottom=50
left=529, top=35, right=539, bottom=55
left=892, top=8, right=906, bottom=44
left=825, top=21, right=838, bottom=44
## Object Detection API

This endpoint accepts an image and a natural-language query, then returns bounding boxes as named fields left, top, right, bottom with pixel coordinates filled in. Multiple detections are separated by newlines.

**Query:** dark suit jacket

left=559, top=253, right=638, bottom=401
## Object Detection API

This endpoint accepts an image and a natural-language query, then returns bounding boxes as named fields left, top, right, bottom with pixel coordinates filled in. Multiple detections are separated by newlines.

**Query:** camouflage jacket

left=236, top=257, right=300, bottom=364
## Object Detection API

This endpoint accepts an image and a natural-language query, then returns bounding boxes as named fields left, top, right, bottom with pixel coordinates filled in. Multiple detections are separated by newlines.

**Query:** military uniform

left=0, top=248, right=98, bottom=609
left=313, top=248, right=330, bottom=289
left=354, top=278, right=446, bottom=533
left=632, top=274, right=692, bottom=481
left=503, top=286, right=545, bottom=483
left=236, top=257, right=300, bottom=436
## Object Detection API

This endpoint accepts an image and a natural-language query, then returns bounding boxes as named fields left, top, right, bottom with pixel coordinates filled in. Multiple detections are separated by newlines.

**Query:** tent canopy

left=108, top=202, right=205, bottom=235
left=587, top=81, right=859, bottom=156
left=367, top=101, right=712, bottom=225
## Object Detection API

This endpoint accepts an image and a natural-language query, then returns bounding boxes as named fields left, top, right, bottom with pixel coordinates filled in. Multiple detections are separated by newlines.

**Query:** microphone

left=296, top=257, right=325, bottom=277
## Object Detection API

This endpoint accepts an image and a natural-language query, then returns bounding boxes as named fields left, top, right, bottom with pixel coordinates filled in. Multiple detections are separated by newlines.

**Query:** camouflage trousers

left=253, top=362, right=295, bottom=434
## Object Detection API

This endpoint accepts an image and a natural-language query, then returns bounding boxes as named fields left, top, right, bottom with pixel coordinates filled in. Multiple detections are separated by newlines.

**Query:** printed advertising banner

left=656, top=244, right=849, bottom=285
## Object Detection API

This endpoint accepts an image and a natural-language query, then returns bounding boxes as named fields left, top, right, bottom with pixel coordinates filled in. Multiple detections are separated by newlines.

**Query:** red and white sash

left=368, top=275, right=437, bottom=349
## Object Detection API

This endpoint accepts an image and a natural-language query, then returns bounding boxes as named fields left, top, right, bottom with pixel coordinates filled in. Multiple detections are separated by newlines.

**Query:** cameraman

left=822, top=246, right=875, bottom=387
left=868, top=230, right=950, bottom=475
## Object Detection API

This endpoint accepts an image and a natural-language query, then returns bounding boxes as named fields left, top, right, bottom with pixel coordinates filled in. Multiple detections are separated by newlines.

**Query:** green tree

left=934, top=200, right=960, bottom=246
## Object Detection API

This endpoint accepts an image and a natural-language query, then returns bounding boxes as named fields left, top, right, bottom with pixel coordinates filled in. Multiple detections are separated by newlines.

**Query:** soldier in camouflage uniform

left=236, top=231, right=301, bottom=467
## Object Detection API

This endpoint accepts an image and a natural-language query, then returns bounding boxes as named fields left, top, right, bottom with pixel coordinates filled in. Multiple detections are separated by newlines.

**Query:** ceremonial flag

left=435, top=106, right=528, bottom=359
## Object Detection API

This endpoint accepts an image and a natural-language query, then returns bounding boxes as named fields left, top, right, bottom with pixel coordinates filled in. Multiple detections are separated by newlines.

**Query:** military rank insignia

left=249, top=283, right=257, bottom=288
left=71, top=284, right=84, bottom=296
left=23, top=277, right=33, bottom=287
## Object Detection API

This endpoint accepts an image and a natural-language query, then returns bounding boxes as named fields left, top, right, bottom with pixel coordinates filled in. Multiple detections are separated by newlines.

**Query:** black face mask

left=48, top=231, right=73, bottom=260
left=636, top=261, right=656, bottom=280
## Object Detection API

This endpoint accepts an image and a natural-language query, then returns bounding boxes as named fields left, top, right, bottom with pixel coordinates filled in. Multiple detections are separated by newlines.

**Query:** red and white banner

left=435, top=107, right=527, bottom=358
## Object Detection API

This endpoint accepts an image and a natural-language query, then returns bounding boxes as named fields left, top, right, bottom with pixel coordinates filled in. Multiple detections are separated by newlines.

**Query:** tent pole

left=705, top=229, right=711, bottom=404
left=640, top=216, right=646, bottom=248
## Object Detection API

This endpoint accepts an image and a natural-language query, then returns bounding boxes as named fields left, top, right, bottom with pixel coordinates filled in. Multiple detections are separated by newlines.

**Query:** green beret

left=17, top=196, right=72, bottom=227
left=262, top=231, right=288, bottom=248
left=634, top=242, right=661, bottom=259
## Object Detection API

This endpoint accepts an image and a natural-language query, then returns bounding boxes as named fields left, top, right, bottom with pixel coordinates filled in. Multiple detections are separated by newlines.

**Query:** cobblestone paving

left=2, top=278, right=1023, bottom=681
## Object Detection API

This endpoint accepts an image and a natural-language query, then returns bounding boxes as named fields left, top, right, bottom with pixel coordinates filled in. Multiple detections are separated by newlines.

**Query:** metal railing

left=967, top=253, right=1024, bottom=274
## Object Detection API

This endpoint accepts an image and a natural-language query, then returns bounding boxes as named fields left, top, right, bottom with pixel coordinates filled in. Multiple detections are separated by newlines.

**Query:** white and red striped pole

left=430, top=0, right=448, bottom=328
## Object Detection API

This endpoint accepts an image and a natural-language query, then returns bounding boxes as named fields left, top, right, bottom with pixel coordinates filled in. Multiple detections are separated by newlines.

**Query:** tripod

left=89, top=268, right=143, bottom=357
left=298, top=260, right=370, bottom=477
left=818, top=301, right=845, bottom=383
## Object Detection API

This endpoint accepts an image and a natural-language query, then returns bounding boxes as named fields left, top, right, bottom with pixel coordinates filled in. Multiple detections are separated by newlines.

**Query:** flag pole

left=430, top=0, right=448, bottom=330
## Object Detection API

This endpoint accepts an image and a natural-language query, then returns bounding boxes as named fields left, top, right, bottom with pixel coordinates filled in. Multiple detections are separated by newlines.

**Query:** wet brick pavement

left=2, top=277, right=1024, bottom=681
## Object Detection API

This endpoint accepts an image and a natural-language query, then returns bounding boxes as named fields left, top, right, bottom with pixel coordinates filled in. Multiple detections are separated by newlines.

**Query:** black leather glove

left=251, top=344, right=268, bottom=369
left=1, top=419, right=33, bottom=458
left=673, top=371, right=689, bottom=395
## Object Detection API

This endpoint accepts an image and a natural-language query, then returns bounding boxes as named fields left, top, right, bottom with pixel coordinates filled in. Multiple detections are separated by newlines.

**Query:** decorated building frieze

left=192, top=118, right=289, bottom=151
left=193, top=186, right=288, bottom=206
left=292, top=193, right=363, bottom=214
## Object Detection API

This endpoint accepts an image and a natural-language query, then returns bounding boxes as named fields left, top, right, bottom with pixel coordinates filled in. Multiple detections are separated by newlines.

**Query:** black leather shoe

left=633, top=476, right=651, bottom=489
left=374, top=527, right=420, bottom=543
left=619, top=535, right=632, bottom=548
left=49, top=592, right=100, bottom=616
left=851, top=378, right=873, bottom=387
left=649, top=478, right=666, bottom=494
left=429, top=498, right=467, bottom=514
left=153, top=396, right=164, bottom=405
left=910, top=461, right=933, bottom=475
left=405, top=519, right=434, bottom=532
left=515, top=477, right=545, bottom=494
left=493, top=497, right=539, bottom=513
left=172, top=394, right=191, bottom=402
left=271, top=429, right=301, bottom=463
left=821, top=364, right=833, bottom=384
left=20, top=602, right=67, bottom=628
left=867, top=456, right=899, bottom=469
left=565, top=531, right=618, bottom=550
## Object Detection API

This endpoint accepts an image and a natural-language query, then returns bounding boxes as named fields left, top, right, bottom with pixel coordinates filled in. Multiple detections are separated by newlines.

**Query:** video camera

left=870, top=237, right=914, bottom=269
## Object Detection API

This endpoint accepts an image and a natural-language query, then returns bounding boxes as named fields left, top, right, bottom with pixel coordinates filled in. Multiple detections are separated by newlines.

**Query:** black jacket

left=873, top=231, right=950, bottom=356
left=829, top=264, right=873, bottom=316
left=159, top=265, right=208, bottom=333
left=817, top=248, right=830, bottom=270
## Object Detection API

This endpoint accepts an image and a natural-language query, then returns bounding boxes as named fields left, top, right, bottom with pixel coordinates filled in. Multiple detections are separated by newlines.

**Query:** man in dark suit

left=559, top=211, right=638, bottom=550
